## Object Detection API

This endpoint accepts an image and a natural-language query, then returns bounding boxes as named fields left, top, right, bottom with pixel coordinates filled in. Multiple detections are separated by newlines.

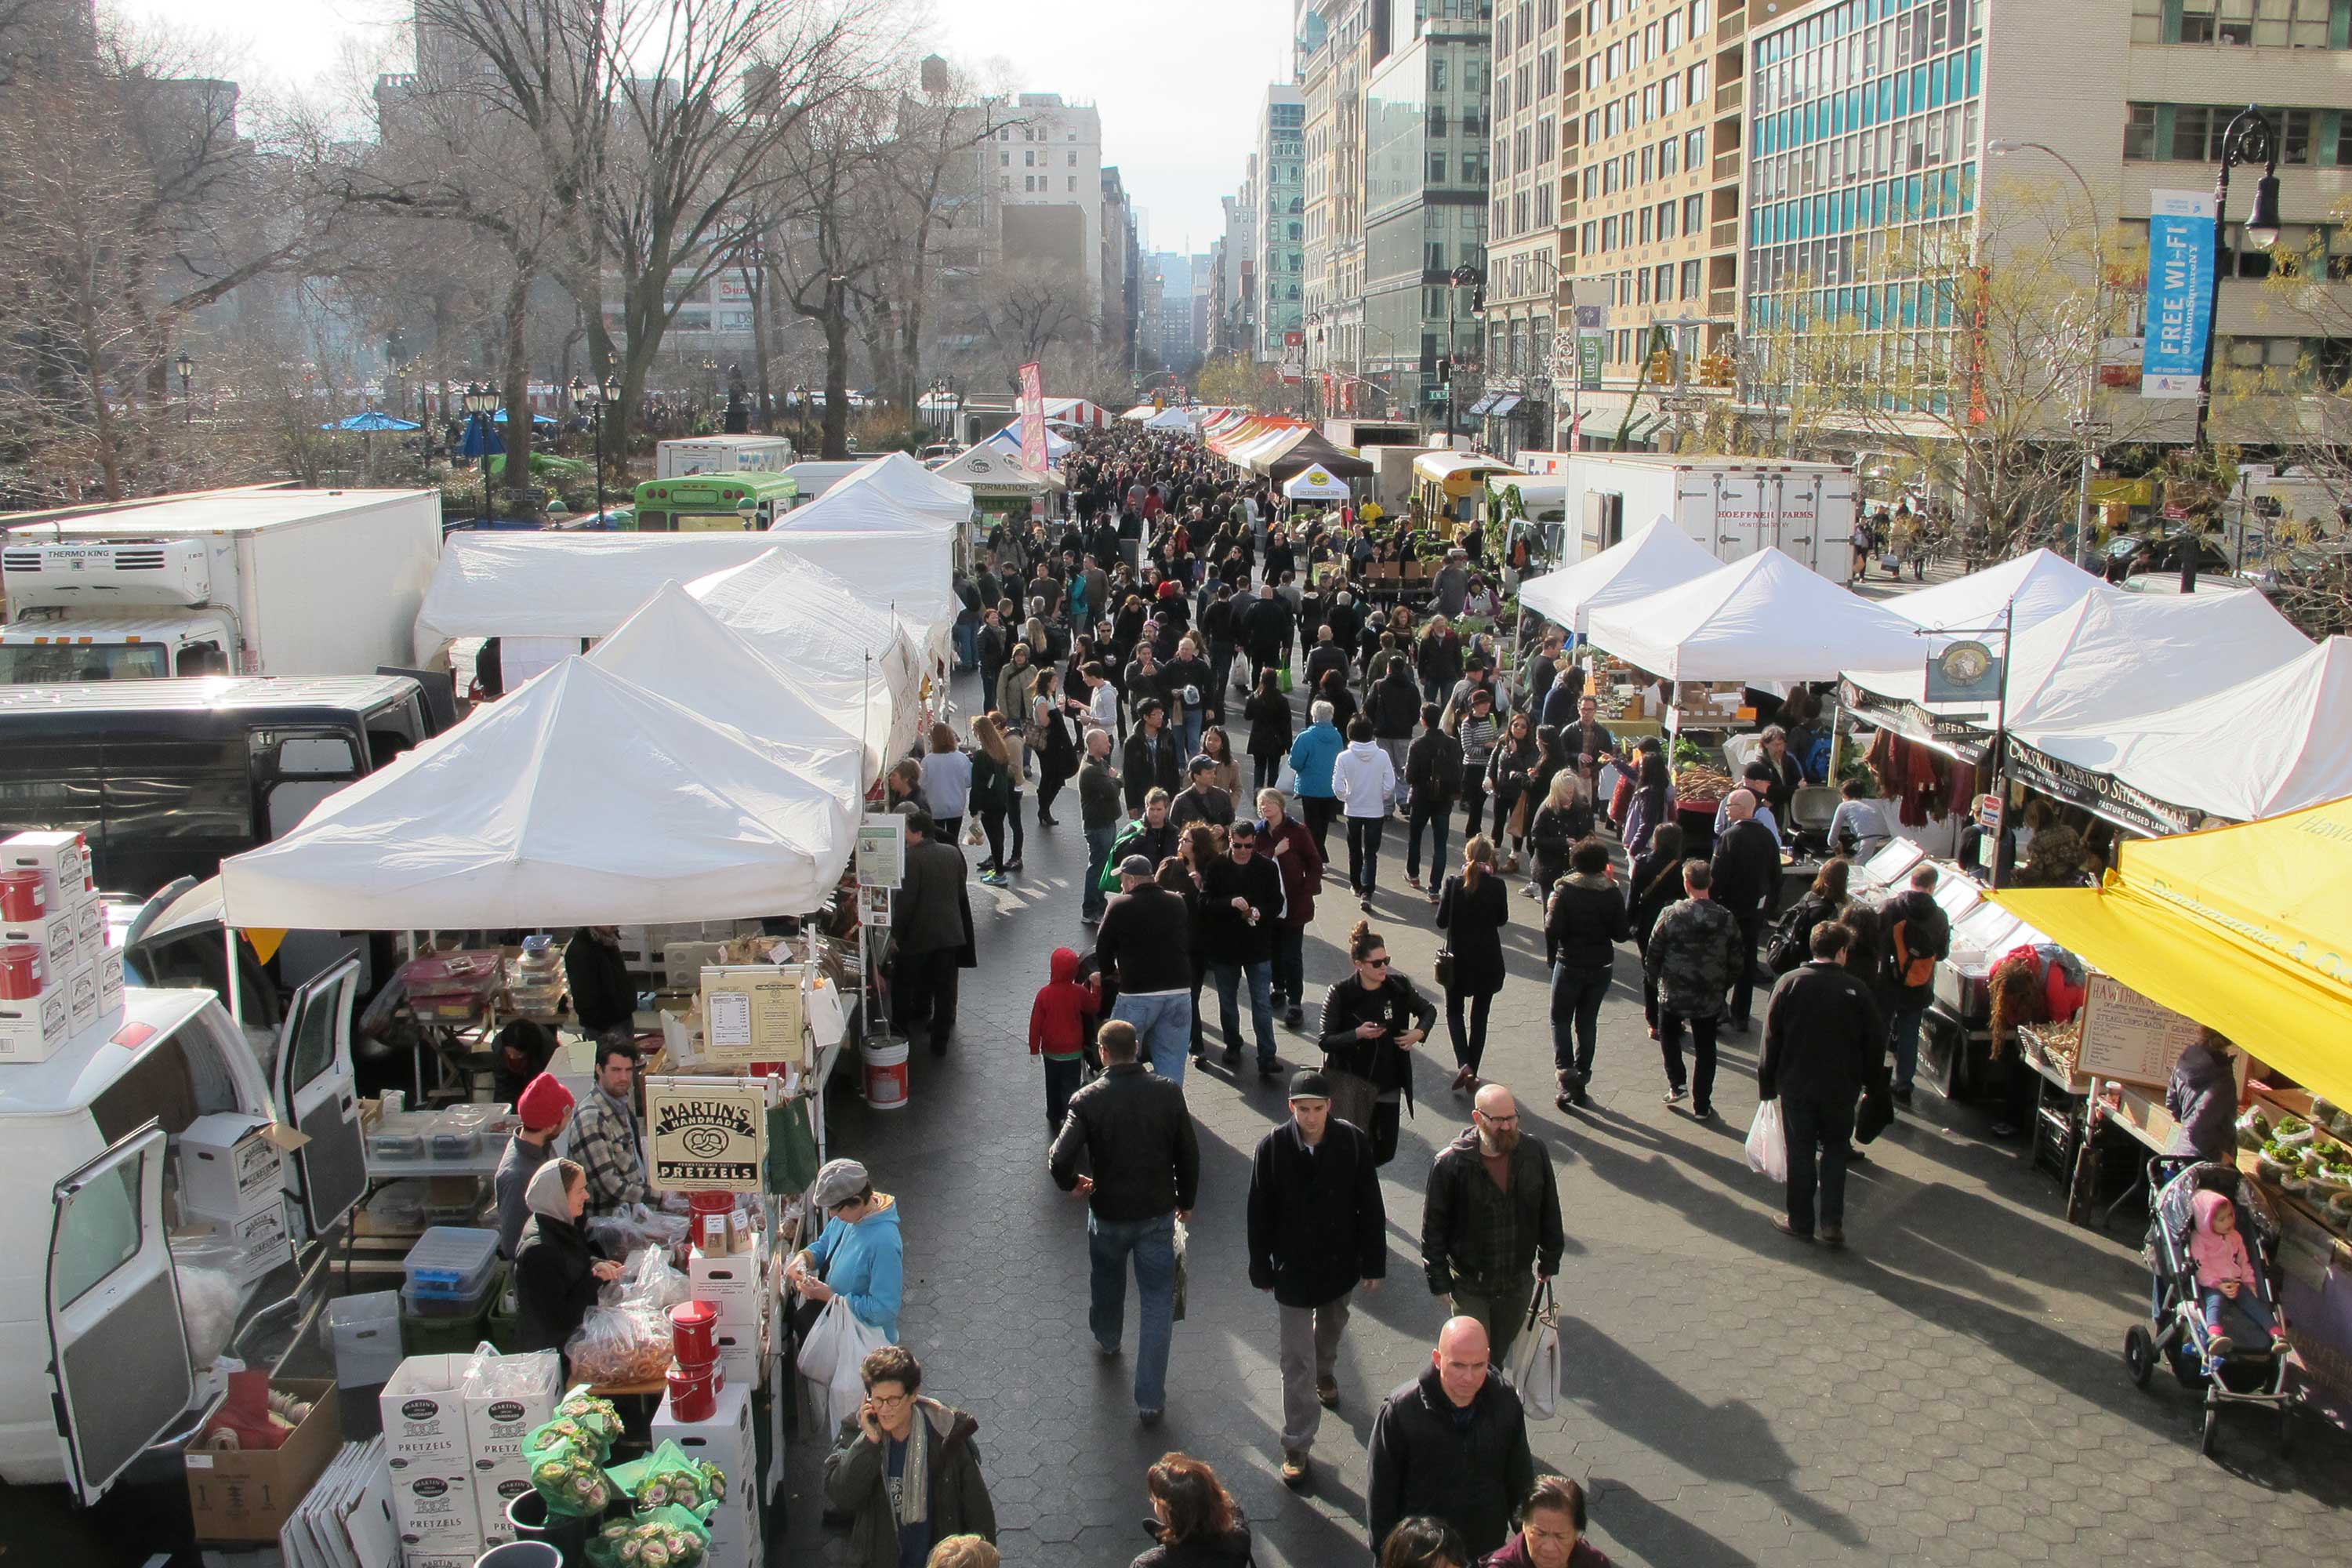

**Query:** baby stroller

left=2122, top=1160, right=2299, bottom=1457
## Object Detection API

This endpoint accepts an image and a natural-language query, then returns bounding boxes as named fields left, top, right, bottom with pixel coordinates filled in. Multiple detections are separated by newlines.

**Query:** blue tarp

left=320, top=410, right=422, bottom=431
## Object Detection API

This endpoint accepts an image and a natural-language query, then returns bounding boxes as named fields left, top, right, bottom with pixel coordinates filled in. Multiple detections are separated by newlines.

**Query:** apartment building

left=1481, top=0, right=1581, bottom=455
left=1562, top=0, right=1749, bottom=450
left=1359, top=1, right=1495, bottom=421
left=1741, top=0, right=2352, bottom=445
left=990, top=94, right=1106, bottom=317
left=1258, top=85, right=1310, bottom=360
left=1298, top=2, right=1384, bottom=413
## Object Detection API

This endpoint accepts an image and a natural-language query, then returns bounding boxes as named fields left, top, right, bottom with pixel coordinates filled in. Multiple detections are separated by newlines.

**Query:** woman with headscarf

left=512, top=1159, right=622, bottom=1359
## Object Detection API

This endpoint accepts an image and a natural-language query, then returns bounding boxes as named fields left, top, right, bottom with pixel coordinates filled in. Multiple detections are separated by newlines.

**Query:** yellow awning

left=1993, top=793, right=2352, bottom=1107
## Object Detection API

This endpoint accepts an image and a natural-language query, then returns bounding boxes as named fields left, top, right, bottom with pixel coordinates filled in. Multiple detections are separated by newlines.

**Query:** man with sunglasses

left=1418, top=1083, right=1563, bottom=1366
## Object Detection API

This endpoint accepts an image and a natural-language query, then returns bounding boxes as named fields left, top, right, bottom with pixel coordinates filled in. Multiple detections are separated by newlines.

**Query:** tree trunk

left=745, top=259, right=773, bottom=434
left=822, top=281, right=852, bottom=459
left=498, top=266, right=537, bottom=517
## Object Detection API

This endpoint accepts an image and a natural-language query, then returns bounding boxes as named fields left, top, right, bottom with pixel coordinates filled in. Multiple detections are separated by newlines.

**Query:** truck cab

left=0, top=971, right=364, bottom=1502
left=0, top=538, right=239, bottom=681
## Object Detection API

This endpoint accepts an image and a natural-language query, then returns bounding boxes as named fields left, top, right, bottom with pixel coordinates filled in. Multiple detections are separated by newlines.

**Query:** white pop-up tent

left=1142, top=405, right=1196, bottom=432
left=772, top=450, right=972, bottom=535
left=587, top=581, right=874, bottom=798
left=1516, top=516, right=1722, bottom=636
left=766, top=524, right=959, bottom=673
left=934, top=443, right=1055, bottom=496
left=1585, top=547, right=1929, bottom=684
left=1282, top=465, right=1352, bottom=501
left=982, top=423, right=1073, bottom=462
left=2012, top=635, right=2352, bottom=826
left=688, top=547, right=924, bottom=757
left=220, top=658, right=855, bottom=930
left=410, top=531, right=782, bottom=663
left=1882, top=548, right=2115, bottom=636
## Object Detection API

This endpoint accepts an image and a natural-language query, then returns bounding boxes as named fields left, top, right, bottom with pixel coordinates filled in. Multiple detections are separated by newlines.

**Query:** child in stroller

left=2190, top=1186, right=2286, bottom=1360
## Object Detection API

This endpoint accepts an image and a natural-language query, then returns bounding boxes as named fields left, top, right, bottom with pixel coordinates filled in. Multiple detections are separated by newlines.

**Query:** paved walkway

left=781, top=670, right=2348, bottom=1568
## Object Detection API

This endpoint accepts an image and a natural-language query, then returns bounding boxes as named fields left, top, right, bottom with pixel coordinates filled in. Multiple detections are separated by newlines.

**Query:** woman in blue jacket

left=1287, top=699, right=1347, bottom=860
left=786, top=1158, right=906, bottom=1342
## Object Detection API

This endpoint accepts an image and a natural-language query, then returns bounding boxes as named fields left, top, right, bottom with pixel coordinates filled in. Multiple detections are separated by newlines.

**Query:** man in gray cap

left=1247, top=1069, right=1388, bottom=1491
left=1094, top=852, right=1196, bottom=1081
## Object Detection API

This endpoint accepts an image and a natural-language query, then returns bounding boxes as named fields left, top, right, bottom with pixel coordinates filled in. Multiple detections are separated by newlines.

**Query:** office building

left=990, top=93, right=1107, bottom=317
left=1480, top=0, right=1577, bottom=456
left=1257, top=84, right=1309, bottom=360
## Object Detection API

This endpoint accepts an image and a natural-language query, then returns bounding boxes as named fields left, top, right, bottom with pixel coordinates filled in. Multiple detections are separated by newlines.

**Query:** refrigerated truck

left=0, top=488, right=444, bottom=683
left=653, top=434, right=797, bottom=479
left=1519, top=454, right=1860, bottom=581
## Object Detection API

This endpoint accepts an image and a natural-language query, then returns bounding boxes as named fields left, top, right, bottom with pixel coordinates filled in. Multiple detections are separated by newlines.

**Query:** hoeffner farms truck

left=0, top=488, right=443, bottom=682
left=1519, top=454, right=1859, bottom=581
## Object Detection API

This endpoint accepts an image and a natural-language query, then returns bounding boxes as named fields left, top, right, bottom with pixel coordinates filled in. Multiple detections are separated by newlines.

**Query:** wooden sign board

left=699, top=964, right=805, bottom=1068
left=644, top=1076, right=766, bottom=1192
left=2077, top=974, right=2205, bottom=1089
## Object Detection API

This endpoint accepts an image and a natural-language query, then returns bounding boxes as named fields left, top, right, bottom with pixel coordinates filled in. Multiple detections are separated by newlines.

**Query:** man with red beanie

left=1029, top=947, right=1101, bottom=1137
left=497, top=1072, right=575, bottom=1257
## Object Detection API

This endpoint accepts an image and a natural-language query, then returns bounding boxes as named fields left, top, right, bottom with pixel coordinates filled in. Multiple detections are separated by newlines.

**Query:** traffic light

left=1438, top=359, right=1453, bottom=385
left=1646, top=347, right=1675, bottom=384
left=1699, top=351, right=1734, bottom=387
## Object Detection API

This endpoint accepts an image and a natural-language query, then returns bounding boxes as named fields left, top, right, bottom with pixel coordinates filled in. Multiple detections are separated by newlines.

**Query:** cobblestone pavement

left=781, top=673, right=2349, bottom=1568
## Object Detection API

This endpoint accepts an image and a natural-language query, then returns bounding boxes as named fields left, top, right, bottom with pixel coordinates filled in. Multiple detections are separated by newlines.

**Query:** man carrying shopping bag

left=1756, top=922, right=1886, bottom=1250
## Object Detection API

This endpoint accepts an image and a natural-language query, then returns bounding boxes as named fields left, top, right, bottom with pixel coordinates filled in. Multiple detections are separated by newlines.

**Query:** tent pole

left=226, top=925, right=243, bottom=1035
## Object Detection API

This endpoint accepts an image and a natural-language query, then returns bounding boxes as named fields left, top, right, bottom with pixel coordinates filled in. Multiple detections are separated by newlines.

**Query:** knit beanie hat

left=517, top=1072, right=575, bottom=1133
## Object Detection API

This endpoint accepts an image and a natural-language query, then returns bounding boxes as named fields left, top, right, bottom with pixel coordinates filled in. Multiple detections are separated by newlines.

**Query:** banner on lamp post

left=2142, top=189, right=2216, bottom=400
left=1016, top=361, right=1047, bottom=470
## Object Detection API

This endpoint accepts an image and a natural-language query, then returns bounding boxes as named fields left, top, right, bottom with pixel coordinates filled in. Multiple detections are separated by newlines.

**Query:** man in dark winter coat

left=1240, top=583, right=1297, bottom=684
left=1758, top=921, right=1886, bottom=1249
left=1200, top=818, right=1285, bottom=1076
left=1709, top=789, right=1782, bottom=1033
left=893, top=808, right=972, bottom=1056
left=562, top=925, right=637, bottom=1041
left=1367, top=1316, right=1536, bottom=1560
left=1419, top=1085, right=1564, bottom=1364
left=1247, top=1071, right=1387, bottom=1492
left=822, top=1345, right=998, bottom=1568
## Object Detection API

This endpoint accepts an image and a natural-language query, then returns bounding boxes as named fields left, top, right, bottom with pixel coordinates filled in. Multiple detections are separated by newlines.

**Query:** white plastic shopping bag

left=1511, top=1279, right=1561, bottom=1420
left=1745, top=1099, right=1789, bottom=1184
left=797, top=1296, right=889, bottom=1432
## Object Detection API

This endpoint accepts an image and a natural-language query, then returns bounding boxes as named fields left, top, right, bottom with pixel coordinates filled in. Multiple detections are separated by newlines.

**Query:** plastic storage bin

left=402, top=1225, right=500, bottom=1301
left=323, top=1290, right=405, bottom=1387
left=399, top=1262, right=506, bottom=1355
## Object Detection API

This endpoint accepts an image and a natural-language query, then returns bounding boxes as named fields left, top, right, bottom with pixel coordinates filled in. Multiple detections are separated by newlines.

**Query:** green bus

left=630, top=472, right=800, bottom=532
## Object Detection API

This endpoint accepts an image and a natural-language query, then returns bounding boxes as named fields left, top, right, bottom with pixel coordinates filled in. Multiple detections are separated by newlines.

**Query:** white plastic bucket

left=862, top=1034, right=910, bottom=1109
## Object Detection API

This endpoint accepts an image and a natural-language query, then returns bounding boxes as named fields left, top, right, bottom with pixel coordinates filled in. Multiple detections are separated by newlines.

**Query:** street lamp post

left=463, top=383, right=500, bottom=523
left=2184, top=104, right=2281, bottom=591
left=570, top=374, right=620, bottom=524
left=1987, top=139, right=2109, bottom=568
left=176, top=352, right=194, bottom=425
left=1445, top=264, right=1483, bottom=445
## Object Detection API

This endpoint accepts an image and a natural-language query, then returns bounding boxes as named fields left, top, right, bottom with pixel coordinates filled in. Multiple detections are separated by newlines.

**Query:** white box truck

left=654, top=434, right=797, bottom=479
left=0, top=488, right=444, bottom=682
left=1554, top=455, right=1859, bottom=581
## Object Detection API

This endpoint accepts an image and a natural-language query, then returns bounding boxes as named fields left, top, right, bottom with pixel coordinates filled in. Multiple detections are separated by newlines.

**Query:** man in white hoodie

left=1330, top=717, right=1399, bottom=911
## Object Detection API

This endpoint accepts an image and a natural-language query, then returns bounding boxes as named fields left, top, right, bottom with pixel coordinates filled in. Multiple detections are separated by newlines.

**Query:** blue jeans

left=1888, top=1004, right=1926, bottom=1093
left=1083, top=825, right=1118, bottom=920
left=1089, top=1211, right=1178, bottom=1412
left=1178, top=708, right=1204, bottom=759
left=1272, top=924, right=1306, bottom=1011
left=1113, top=991, right=1194, bottom=1083
left=1549, top=960, right=1614, bottom=1085
left=2200, top=1287, right=2277, bottom=1341
left=1210, top=958, right=1277, bottom=1067
left=953, top=619, right=978, bottom=669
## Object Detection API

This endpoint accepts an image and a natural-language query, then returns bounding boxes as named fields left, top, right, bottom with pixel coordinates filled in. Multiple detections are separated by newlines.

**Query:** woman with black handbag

left=1316, top=920, right=1438, bottom=1163
left=1434, top=835, right=1510, bottom=1094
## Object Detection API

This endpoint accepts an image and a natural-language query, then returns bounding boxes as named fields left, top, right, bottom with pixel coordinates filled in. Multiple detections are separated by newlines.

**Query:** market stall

left=758, top=523, right=961, bottom=676
left=1264, top=431, right=1375, bottom=484
left=1515, top=514, right=1719, bottom=636
left=1283, top=465, right=1353, bottom=503
left=768, top=449, right=973, bottom=535
left=982, top=422, right=1073, bottom=463
left=1585, top=546, right=1929, bottom=691
left=932, top=441, right=1058, bottom=528
left=1995, top=796, right=2352, bottom=1418
left=1879, top=547, right=2115, bottom=635
left=1142, top=405, right=1196, bottom=431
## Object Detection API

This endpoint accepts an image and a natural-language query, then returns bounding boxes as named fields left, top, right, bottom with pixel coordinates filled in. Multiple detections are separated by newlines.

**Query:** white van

left=0, top=962, right=363, bottom=1504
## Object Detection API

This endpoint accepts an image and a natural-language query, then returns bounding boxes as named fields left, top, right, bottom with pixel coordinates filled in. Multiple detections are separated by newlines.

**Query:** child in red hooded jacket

left=1029, top=946, right=1101, bottom=1136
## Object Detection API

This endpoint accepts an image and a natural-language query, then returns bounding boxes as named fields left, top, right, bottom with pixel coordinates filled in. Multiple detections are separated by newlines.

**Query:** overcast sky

left=110, top=0, right=1293, bottom=249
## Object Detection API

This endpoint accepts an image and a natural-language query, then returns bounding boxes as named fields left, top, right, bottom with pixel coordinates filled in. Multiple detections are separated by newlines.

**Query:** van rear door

left=271, top=955, right=366, bottom=1235
left=46, top=1124, right=194, bottom=1507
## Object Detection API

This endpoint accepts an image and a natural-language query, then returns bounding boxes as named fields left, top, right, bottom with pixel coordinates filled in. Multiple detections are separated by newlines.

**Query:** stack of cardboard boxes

left=651, top=1380, right=762, bottom=1568
left=177, top=1112, right=298, bottom=1290
left=379, top=1351, right=561, bottom=1567
left=686, top=1218, right=774, bottom=1393
left=0, top=829, right=122, bottom=1062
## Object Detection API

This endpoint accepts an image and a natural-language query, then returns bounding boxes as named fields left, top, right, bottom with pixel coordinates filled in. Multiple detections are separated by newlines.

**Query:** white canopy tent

left=984, top=423, right=1073, bottom=461
left=1585, top=547, right=1931, bottom=684
left=688, top=547, right=924, bottom=758
left=1843, top=585, right=2312, bottom=731
left=771, top=451, right=971, bottom=535
left=1515, top=516, right=1722, bottom=635
left=587, top=581, right=876, bottom=797
left=1120, top=405, right=1153, bottom=422
left=1282, top=466, right=1353, bottom=500
left=1882, top=548, right=2116, bottom=635
left=1142, top=405, right=1196, bottom=432
left=934, top=443, right=1055, bottom=495
left=768, top=525, right=959, bottom=673
left=2013, top=635, right=2352, bottom=825
left=410, top=531, right=782, bottom=664
left=219, top=659, right=855, bottom=930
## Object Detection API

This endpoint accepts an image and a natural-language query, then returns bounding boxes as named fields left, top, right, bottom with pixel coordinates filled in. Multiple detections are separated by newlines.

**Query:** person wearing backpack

left=1767, top=859, right=1851, bottom=978
left=1878, top=863, right=1949, bottom=1105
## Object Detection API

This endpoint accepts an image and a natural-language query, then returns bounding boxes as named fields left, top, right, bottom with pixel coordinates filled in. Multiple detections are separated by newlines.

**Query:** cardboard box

left=180, top=1112, right=289, bottom=1218
left=651, top=1377, right=754, bottom=1488
left=687, top=1243, right=765, bottom=1323
left=183, top=1381, right=340, bottom=1543
left=0, top=985, right=71, bottom=1064
left=60, top=954, right=99, bottom=1032
left=701, top=1484, right=760, bottom=1568
left=98, top=953, right=124, bottom=1011
left=2, top=830, right=87, bottom=915
left=472, top=1468, right=531, bottom=1544
left=187, top=1196, right=293, bottom=1290
left=0, top=912, right=76, bottom=963
left=462, top=1350, right=560, bottom=1478
left=713, top=1319, right=766, bottom=1391
left=379, top=1356, right=470, bottom=1472
left=387, top=1465, right=480, bottom=1554
left=401, top=1553, right=477, bottom=1568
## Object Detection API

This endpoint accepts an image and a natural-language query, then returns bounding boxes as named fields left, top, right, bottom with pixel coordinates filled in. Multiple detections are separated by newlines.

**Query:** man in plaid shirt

left=1417, top=1085, right=1563, bottom=1366
left=567, top=1040, right=648, bottom=1218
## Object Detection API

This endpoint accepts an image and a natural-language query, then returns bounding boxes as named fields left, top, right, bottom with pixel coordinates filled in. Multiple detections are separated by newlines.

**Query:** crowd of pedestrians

left=837, top=422, right=1959, bottom=1566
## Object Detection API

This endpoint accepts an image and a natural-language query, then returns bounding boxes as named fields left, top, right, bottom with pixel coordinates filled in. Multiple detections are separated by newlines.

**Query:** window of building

left=1068, top=151, right=1077, bottom=166
left=1639, top=206, right=1653, bottom=243
left=1515, top=190, right=1532, bottom=230
left=1070, top=177, right=1079, bottom=192
left=1431, top=152, right=1449, bottom=181
left=1686, top=129, right=1706, bottom=167
left=1664, top=75, right=1682, bottom=114
left=1537, top=183, right=1554, bottom=227
left=1602, top=215, right=1618, bottom=249
left=1658, top=198, right=1676, bottom=238
left=1692, top=0, right=1710, bottom=32
left=1583, top=220, right=1599, bottom=252
left=1000, top=151, right=1009, bottom=166
left=1667, top=11, right=1685, bottom=49
left=1682, top=258, right=1702, bottom=299
left=1661, top=136, right=1679, bottom=177
left=1683, top=193, right=1704, bottom=231
left=1432, top=56, right=1449, bottom=90
left=1687, top=61, right=1708, bottom=102
left=1643, top=84, right=1657, bottom=121
left=1637, top=269, right=1651, bottom=303
left=1024, top=150, right=1035, bottom=165
left=1537, top=117, right=1555, bottom=164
